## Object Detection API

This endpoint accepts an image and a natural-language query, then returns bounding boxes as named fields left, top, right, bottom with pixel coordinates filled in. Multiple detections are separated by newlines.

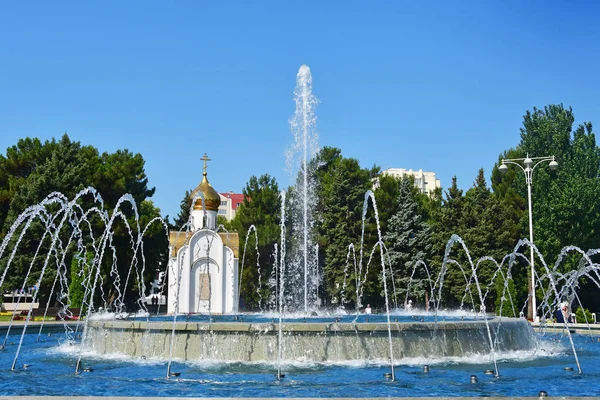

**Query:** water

left=120, top=311, right=484, bottom=324
left=1, top=329, right=600, bottom=397
left=3, top=64, right=600, bottom=396
left=285, top=64, right=320, bottom=312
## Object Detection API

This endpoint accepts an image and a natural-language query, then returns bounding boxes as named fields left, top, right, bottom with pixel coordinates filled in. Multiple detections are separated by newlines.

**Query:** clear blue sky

left=1, top=1, right=599, bottom=219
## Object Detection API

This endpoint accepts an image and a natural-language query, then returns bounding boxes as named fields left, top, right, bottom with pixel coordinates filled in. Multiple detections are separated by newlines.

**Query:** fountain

left=1, top=65, right=600, bottom=397
left=285, top=64, right=320, bottom=312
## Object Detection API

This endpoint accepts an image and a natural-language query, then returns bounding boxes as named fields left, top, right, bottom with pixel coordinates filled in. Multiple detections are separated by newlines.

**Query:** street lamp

left=499, top=154, right=558, bottom=321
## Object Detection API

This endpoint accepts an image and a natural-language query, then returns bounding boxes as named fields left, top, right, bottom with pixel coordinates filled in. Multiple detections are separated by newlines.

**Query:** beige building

left=374, top=168, right=441, bottom=195
left=217, top=192, right=245, bottom=221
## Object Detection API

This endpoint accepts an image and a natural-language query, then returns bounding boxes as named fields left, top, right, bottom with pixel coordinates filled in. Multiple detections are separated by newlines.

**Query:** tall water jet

left=285, top=64, right=320, bottom=312
left=277, top=190, right=287, bottom=380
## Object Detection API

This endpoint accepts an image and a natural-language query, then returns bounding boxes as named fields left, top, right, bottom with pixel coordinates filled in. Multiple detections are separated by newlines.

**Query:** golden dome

left=190, top=173, right=221, bottom=211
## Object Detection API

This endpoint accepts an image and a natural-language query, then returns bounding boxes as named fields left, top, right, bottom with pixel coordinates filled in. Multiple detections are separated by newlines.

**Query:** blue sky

left=1, top=1, right=599, bottom=219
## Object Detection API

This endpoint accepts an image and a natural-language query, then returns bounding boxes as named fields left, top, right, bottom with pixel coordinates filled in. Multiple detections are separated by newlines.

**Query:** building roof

left=220, top=192, right=246, bottom=211
left=191, top=173, right=221, bottom=211
left=169, top=230, right=239, bottom=258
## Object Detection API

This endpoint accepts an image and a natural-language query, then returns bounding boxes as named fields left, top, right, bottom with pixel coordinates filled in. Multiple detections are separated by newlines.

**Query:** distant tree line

left=226, top=104, right=600, bottom=314
left=3, top=103, right=598, bottom=315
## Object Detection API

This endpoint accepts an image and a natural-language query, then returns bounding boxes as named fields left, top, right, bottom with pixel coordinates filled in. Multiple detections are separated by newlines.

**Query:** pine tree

left=383, top=177, right=432, bottom=307
left=313, top=147, right=373, bottom=308
left=231, top=174, right=281, bottom=310
left=172, top=189, right=192, bottom=230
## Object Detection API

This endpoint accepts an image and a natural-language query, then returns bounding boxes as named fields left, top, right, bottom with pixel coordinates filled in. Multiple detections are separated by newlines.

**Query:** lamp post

left=499, top=154, right=558, bottom=321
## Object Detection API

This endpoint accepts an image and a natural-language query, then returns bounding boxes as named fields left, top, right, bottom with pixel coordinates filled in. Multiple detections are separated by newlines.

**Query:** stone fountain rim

left=86, top=316, right=529, bottom=333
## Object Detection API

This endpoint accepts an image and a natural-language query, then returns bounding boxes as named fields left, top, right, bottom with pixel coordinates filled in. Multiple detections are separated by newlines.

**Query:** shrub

left=575, top=307, right=593, bottom=324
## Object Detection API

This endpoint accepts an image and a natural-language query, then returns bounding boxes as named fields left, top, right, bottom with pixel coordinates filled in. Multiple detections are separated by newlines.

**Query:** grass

left=0, top=313, right=56, bottom=322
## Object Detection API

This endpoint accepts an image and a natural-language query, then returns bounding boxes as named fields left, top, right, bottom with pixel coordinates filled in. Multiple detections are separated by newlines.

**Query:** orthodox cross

left=200, top=153, right=211, bottom=174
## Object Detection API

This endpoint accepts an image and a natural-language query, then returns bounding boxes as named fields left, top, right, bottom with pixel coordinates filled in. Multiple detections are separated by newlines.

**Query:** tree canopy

left=0, top=134, right=166, bottom=309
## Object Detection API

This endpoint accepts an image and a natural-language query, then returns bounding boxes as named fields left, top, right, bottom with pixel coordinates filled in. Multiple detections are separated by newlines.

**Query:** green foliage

left=311, top=147, right=374, bottom=307
left=494, top=104, right=600, bottom=312
left=373, top=174, right=401, bottom=235
left=494, top=276, right=519, bottom=317
left=514, top=105, right=600, bottom=266
left=382, top=177, right=433, bottom=305
left=231, top=174, right=280, bottom=310
left=575, top=307, right=593, bottom=324
left=0, top=133, right=163, bottom=310
left=69, top=252, right=91, bottom=310
left=430, top=170, right=521, bottom=310
left=173, top=189, right=192, bottom=230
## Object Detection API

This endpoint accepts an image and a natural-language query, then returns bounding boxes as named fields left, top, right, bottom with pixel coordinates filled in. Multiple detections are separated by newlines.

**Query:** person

left=365, top=304, right=372, bottom=314
left=556, top=302, right=573, bottom=323
left=405, top=300, right=413, bottom=311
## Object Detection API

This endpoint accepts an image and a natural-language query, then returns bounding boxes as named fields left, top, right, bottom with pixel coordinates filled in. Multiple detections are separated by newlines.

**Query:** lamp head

left=549, top=160, right=558, bottom=170
left=499, top=163, right=508, bottom=174
left=524, top=156, right=533, bottom=167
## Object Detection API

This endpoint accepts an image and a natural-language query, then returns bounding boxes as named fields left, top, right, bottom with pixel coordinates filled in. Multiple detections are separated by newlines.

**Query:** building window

left=220, top=201, right=227, bottom=206
left=218, top=209, right=226, bottom=215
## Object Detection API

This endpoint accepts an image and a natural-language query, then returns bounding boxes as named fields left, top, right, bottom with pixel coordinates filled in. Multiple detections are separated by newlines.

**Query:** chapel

left=166, top=154, right=239, bottom=314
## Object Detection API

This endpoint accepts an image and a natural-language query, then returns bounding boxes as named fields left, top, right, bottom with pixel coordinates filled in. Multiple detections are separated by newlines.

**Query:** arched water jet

left=340, top=243, right=357, bottom=308
left=0, top=184, right=555, bottom=396
left=481, top=255, right=519, bottom=319
left=164, top=196, right=198, bottom=378
left=443, top=259, right=477, bottom=314
left=359, top=190, right=395, bottom=381
left=3, top=210, right=54, bottom=350
left=380, top=242, right=399, bottom=309
left=136, top=216, right=171, bottom=315
left=436, top=234, right=499, bottom=377
left=36, top=203, right=108, bottom=341
left=74, top=193, right=143, bottom=374
left=237, top=225, right=260, bottom=310
left=533, top=243, right=595, bottom=374
left=9, top=188, right=105, bottom=371
left=405, top=260, right=434, bottom=312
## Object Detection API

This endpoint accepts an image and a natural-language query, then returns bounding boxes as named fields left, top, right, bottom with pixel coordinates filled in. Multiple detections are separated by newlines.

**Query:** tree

left=374, top=174, right=401, bottom=235
left=0, top=134, right=162, bottom=311
left=460, top=169, right=520, bottom=310
left=313, top=147, right=374, bottom=308
left=91, top=149, right=155, bottom=208
left=231, top=174, right=280, bottom=310
left=383, top=177, right=433, bottom=308
left=172, top=189, right=192, bottom=230
left=494, top=104, right=600, bottom=312
left=429, top=170, right=520, bottom=311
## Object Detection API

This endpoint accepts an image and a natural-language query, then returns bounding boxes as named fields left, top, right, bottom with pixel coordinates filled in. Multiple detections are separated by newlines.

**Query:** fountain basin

left=84, top=317, right=535, bottom=362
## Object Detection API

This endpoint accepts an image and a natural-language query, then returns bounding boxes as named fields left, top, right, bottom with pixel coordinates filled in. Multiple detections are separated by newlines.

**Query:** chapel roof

left=190, top=153, right=221, bottom=212
left=168, top=231, right=239, bottom=258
